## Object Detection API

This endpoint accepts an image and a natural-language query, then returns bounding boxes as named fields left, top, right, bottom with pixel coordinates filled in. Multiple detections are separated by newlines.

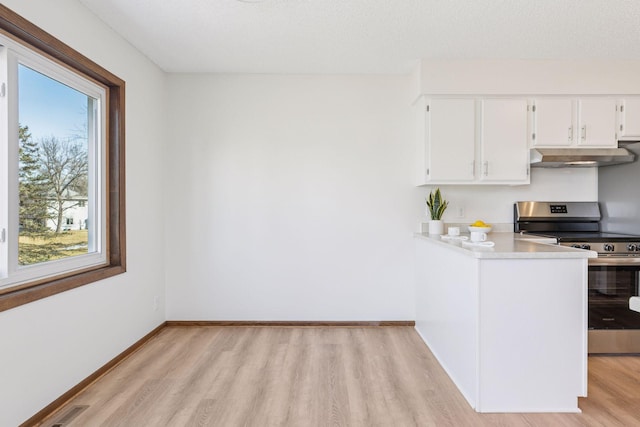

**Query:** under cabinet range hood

left=530, top=148, right=636, bottom=168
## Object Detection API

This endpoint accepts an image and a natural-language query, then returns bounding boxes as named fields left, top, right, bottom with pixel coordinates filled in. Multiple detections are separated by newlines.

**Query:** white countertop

left=414, top=232, right=598, bottom=259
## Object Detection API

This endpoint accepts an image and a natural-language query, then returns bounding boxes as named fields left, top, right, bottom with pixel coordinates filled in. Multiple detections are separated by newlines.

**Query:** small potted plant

left=426, top=188, right=448, bottom=235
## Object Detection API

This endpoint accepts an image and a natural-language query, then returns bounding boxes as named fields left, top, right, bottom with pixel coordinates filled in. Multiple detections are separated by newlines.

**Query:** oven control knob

left=571, top=244, right=582, bottom=249
left=628, top=243, right=639, bottom=252
left=603, top=243, right=615, bottom=252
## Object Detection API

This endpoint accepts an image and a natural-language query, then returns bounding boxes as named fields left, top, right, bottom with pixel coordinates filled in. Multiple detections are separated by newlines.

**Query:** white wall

left=417, top=59, right=640, bottom=95
left=164, top=74, right=420, bottom=321
left=0, top=2, right=167, bottom=426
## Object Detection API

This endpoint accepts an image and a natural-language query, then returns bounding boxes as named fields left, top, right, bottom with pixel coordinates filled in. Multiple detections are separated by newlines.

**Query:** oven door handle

left=589, top=257, right=640, bottom=266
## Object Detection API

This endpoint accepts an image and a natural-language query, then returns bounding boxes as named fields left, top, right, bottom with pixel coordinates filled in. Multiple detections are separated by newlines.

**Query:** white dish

left=468, top=225, right=492, bottom=233
left=441, top=235, right=469, bottom=241
left=462, top=240, right=495, bottom=247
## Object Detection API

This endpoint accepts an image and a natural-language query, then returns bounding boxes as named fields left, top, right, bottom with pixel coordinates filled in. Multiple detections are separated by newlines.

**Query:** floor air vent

left=48, top=405, right=89, bottom=427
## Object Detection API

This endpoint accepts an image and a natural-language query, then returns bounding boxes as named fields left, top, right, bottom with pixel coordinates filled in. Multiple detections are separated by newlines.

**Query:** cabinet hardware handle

left=620, top=124, right=624, bottom=132
left=483, top=161, right=488, bottom=176
left=568, top=126, right=573, bottom=141
left=581, top=125, right=586, bottom=140
left=0, top=228, right=5, bottom=243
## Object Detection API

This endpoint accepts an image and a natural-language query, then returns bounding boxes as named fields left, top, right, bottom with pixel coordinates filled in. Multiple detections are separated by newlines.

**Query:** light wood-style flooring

left=42, top=326, right=640, bottom=426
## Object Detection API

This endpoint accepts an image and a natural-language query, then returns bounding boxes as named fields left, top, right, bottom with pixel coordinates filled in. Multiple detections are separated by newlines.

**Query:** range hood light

left=565, top=160, right=598, bottom=166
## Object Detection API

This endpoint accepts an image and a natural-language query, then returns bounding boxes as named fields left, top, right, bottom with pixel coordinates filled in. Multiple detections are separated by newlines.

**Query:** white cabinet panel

left=480, top=99, right=529, bottom=183
left=577, top=98, right=617, bottom=147
left=425, top=98, right=476, bottom=182
left=532, top=98, right=574, bottom=147
left=619, top=98, right=640, bottom=139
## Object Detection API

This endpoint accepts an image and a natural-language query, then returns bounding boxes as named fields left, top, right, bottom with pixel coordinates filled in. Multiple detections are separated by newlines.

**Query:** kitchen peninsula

left=414, top=232, right=596, bottom=413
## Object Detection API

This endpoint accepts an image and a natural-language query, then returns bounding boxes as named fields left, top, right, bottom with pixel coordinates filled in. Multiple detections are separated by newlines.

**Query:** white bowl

left=468, top=225, right=492, bottom=233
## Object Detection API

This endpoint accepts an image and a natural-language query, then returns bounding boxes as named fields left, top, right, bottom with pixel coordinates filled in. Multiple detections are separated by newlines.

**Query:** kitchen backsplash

left=419, top=167, right=598, bottom=228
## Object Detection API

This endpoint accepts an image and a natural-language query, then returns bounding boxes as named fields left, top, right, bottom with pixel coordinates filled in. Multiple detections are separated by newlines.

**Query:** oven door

left=588, top=257, right=640, bottom=353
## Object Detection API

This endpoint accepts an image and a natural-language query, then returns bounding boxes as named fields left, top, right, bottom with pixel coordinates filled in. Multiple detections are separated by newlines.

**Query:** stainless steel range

left=515, top=201, right=640, bottom=354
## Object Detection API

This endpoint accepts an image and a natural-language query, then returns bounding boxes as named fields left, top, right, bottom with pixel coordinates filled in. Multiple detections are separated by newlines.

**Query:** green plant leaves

left=426, top=188, right=449, bottom=220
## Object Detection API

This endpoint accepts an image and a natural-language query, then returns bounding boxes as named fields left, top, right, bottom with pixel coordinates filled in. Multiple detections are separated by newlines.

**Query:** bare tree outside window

left=38, top=136, right=88, bottom=233
left=18, top=127, right=90, bottom=265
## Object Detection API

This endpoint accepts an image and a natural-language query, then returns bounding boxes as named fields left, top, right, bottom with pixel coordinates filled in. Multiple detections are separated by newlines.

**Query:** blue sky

left=18, top=64, right=88, bottom=142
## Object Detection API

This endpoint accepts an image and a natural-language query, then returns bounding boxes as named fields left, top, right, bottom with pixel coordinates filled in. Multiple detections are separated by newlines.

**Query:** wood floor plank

left=343, top=328, right=390, bottom=426
left=40, top=326, right=640, bottom=427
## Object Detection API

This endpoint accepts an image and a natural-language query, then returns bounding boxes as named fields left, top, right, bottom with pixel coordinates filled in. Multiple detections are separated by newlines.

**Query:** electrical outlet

left=153, top=295, right=159, bottom=311
left=457, top=206, right=465, bottom=218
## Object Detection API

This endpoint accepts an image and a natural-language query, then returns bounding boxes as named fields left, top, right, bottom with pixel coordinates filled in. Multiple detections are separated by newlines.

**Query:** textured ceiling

left=78, top=0, right=640, bottom=74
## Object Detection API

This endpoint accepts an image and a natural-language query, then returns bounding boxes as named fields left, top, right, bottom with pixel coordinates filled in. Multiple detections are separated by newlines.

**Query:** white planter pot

left=428, top=220, right=444, bottom=236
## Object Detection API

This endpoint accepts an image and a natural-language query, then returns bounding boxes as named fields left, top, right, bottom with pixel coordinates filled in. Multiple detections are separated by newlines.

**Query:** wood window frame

left=0, top=5, right=126, bottom=312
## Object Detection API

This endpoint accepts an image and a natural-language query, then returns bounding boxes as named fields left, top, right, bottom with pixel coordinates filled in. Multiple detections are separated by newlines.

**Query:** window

left=4, top=47, right=106, bottom=278
left=0, top=5, right=125, bottom=312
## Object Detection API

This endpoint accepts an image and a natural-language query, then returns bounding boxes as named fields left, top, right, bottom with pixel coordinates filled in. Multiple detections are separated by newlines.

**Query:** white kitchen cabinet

left=578, top=98, right=617, bottom=147
left=416, top=96, right=530, bottom=185
left=531, top=97, right=618, bottom=148
left=480, top=99, right=529, bottom=182
left=617, top=97, right=640, bottom=141
left=420, top=98, right=476, bottom=183
left=531, top=98, right=574, bottom=147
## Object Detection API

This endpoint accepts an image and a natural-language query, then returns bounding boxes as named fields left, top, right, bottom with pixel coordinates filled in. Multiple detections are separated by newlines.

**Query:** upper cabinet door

left=480, top=99, right=529, bottom=183
left=425, top=98, right=476, bottom=182
left=577, top=98, right=617, bottom=147
left=532, top=98, right=574, bottom=147
left=619, top=98, right=640, bottom=139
